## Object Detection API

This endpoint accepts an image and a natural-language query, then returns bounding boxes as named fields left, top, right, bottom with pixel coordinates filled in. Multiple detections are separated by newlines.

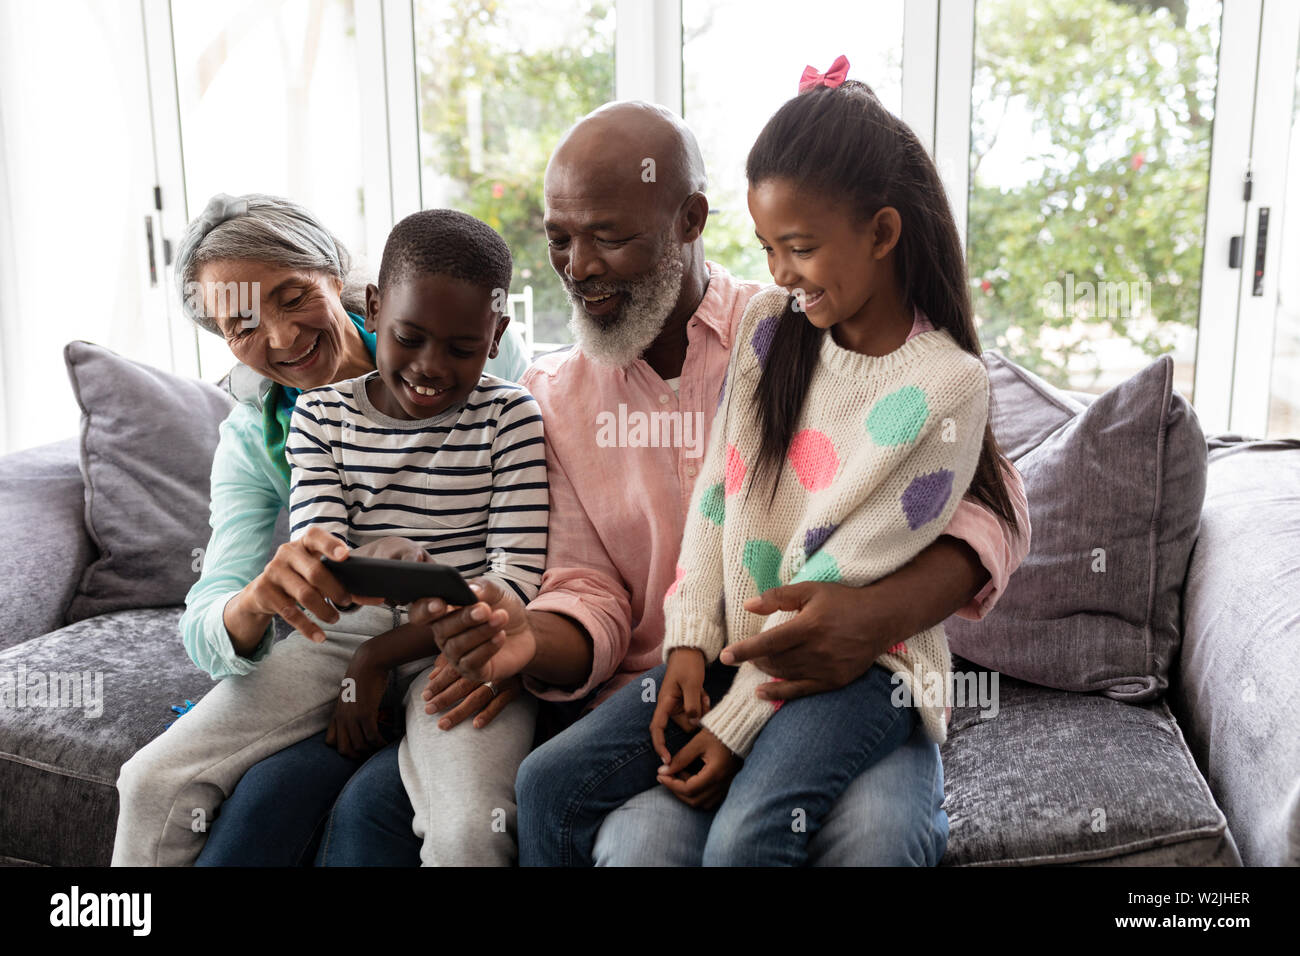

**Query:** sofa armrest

left=1172, top=436, right=1300, bottom=866
left=0, top=438, right=94, bottom=650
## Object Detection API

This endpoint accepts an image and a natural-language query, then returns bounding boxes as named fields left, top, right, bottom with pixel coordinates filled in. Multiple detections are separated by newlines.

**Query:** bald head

left=547, top=100, right=707, bottom=206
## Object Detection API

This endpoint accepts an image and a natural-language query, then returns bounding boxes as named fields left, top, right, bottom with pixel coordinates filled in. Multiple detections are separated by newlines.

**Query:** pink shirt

left=521, top=262, right=1030, bottom=705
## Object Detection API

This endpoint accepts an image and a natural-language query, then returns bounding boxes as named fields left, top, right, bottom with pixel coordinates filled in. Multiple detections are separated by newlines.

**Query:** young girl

left=516, top=62, right=1021, bottom=866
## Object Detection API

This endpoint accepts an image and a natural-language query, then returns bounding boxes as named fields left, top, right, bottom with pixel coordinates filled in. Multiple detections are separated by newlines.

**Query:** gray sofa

left=0, top=342, right=1296, bottom=867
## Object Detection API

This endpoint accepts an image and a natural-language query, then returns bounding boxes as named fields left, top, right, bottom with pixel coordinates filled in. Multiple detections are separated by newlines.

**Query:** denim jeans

left=194, top=729, right=364, bottom=866
left=515, top=660, right=926, bottom=866
left=314, top=741, right=423, bottom=866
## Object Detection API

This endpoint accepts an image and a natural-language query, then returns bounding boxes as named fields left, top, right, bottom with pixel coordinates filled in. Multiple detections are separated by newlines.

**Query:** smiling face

left=542, top=107, right=705, bottom=367
left=363, top=274, right=506, bottom=421
left=196, top=259, right=371, bottom=390
left=747, top=177, right=906, bottom=351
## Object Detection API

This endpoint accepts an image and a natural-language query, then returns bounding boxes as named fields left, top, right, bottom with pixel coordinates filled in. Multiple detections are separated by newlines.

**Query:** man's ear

left=364, top=283, right=381, bottom=333
left=679, top=192, right=710, bottom=244
left=871, top=207, right=902, bottom=260
left=490, top=314, right=510, bottom=358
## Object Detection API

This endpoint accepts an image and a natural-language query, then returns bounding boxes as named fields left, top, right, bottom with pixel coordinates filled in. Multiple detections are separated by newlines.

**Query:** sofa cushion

left=0, top=438, right=94, bottom=651
left=948, top=353, right=1207, bottom=702
left=0, top=607, right=216, bottom=866
left=940, top=655, right=1239, bottom=865
left=63, top=341, right=234, bottom=623
left=1173, top=436, right=1300, bottom=866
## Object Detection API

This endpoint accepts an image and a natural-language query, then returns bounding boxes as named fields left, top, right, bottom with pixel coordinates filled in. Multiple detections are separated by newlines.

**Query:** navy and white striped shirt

left=285, top=371, right=548, bottom=604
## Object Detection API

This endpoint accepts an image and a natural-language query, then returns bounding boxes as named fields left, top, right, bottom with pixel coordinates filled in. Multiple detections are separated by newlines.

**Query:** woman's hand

left=408, top=579, right=536, bottom=684
left=422, top=658, right=522, bottom=730
left=326, top=652, right=390, bottom=759
left=656, top=727, right=740, bottom=810
left=649, top=648, right=710, bottom=765
left=225, top=526, right=380, bottom=647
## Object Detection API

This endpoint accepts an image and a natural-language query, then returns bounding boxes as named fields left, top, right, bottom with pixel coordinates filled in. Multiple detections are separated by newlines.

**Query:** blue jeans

left=314, top=742, right=422, bottom=866
left=194, top=730, right=363, bottom=866
left=515, top=661, right=927, bottom=866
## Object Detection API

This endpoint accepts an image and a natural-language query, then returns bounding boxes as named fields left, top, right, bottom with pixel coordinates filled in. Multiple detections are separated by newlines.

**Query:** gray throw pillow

left=947, top=352, right=1207, bottom=701
left=63, top=341, right=235, bottom=622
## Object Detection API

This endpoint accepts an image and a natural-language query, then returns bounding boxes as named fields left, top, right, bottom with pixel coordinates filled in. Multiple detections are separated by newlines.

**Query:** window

left=414, top=0, right=616, bottom=351
left=682, top=0, right=905, bottom=285
left=967, top=0, right=1223, bottom=398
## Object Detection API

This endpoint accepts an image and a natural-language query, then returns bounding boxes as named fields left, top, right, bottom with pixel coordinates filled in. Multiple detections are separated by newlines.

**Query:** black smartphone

left=320, top=555, right=478, bottom=606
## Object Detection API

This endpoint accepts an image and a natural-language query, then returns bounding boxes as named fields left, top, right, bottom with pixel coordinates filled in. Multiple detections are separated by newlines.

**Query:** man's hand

left=649, top=648, right=710, bottom=765
left=422, top=658, right=522, bottom=730
left=408, top=578, right=536, bottom=684
left=326, top=653, right=390, bottom=759
left=656, top=727, right=740, bottom=809
left=724, top=581, right=907, bottom=702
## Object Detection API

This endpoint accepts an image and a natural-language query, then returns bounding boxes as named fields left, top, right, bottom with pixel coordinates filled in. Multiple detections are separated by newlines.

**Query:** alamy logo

left=183, top=280, right=261, bottom=328
left=595, top=405, right=705, bottom=458
left=0, top=666, right=104, bottom=717
left=49, top=886, right=151, bottom=936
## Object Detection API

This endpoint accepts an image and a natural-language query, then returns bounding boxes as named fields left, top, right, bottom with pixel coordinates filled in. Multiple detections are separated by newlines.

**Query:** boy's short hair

left=378, top=209, right=513, bottom=307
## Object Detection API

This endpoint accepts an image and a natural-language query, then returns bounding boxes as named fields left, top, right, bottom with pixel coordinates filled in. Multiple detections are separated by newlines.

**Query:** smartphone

left=320, top=555, right=478, bottom=607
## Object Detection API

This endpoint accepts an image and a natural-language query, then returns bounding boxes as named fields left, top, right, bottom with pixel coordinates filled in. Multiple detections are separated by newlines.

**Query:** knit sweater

left=662, top=287, right=990, bottom=756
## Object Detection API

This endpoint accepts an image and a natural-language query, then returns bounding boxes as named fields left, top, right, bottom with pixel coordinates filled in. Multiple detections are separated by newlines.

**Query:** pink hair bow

left=798, top=54, right=850, bottom=93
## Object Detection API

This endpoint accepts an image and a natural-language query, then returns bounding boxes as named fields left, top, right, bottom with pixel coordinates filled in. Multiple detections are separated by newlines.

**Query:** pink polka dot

left=665, top=564, right=686, bottom=598
left=786, top=429, right=838, bottom=491
left=888, top=642, right=908, bottom=654
left=724, top=444, right=746, bottom=496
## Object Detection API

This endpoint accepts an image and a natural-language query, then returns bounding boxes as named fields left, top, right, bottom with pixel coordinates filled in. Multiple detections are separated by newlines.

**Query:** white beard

left=563, top=243, right=686, bottom=368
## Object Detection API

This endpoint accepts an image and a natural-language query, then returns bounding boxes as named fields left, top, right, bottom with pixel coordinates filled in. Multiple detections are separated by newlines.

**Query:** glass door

left=1228, top=0, right=1300, bottom=438
left=964, top=0, right=1226, bottom=401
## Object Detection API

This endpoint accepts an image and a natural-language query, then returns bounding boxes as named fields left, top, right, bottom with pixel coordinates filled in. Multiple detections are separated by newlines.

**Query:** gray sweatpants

left=112, top=604, right=536, bottom=866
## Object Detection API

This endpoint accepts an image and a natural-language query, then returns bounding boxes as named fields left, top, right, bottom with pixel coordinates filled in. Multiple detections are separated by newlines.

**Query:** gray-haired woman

left=110, top=194, right=530, bottom=865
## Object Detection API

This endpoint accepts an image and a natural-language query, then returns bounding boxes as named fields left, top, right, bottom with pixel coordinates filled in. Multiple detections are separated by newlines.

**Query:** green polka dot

left=699, top=482, right=725, bottom=526
left=743, top=539, right=783, bottom=594
left=792, top=549, right=842, bottom=584
left=866, top=385, right=929, bottom=446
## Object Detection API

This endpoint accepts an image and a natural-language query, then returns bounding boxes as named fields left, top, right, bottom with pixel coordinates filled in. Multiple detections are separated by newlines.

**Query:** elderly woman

left=111, top=193, right=529, bottom=866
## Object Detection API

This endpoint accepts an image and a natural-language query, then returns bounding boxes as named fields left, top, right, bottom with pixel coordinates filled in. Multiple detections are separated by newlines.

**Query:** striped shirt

left=285, top=371, right=548, bottom=604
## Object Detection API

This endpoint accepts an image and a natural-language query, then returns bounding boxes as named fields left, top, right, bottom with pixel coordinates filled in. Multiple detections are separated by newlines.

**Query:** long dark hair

left=744, top=79, right=1020, bottom=537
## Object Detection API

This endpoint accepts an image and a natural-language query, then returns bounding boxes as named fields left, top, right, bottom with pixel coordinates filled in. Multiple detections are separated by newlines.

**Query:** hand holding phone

left=320, top=555, right=477, bottom=607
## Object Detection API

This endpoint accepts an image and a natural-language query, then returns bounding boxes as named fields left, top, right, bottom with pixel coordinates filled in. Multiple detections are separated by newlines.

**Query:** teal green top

left=179, top=318, right=530, bottom=679
left=261, top=312, right=377, bottom=485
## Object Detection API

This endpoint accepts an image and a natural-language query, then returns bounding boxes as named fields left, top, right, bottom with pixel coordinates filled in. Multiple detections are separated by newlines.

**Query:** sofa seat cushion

left=940, top=656, right=1239, bottom=866
left=0, top=607, right=215, bottom=866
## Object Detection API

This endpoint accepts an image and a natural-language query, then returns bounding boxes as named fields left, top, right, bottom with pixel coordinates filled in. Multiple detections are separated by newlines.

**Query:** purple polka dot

left=716, top=366, right=727, bottom=410
left=751, top=313, right=780, bottom=369
left=804, top=523, right=837, bottom=556
left=901, top=470, right=954, bottom=530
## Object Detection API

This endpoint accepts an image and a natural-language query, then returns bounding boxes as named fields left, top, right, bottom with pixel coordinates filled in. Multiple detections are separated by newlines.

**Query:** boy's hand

left=649, top=648, right=710, bottom=765
left=409, top=578, right=535, bottom=684
left=326, top=655, right=389, bottom=759
left=656, top=727, right=741, bottom=810
left=422, top=658, right=522, bottom=729
left=351, top=536, right=429, bottom=563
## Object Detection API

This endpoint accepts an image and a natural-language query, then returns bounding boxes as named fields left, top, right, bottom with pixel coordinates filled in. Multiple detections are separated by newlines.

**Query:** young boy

left=114, top=209, right=548, bottom=866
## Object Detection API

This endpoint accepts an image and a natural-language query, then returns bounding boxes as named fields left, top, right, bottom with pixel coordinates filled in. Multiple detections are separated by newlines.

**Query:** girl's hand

left=228, top=526, right=380, bottom=645
left=326, top=654, right=390, bottom=759
left=656, top=727, right=741, bottom=809
left=422, top=658, right=522, bottom=730
left=649, top=648, right=710, bottom=765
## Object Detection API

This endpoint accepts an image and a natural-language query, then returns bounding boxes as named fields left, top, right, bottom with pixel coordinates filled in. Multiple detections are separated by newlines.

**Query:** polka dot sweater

left=662, top=287, right=991, bottom=757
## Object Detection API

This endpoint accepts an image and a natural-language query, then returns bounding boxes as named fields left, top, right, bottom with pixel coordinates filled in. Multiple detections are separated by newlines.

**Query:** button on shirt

left=520, top=262, right=1030, bottom=707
